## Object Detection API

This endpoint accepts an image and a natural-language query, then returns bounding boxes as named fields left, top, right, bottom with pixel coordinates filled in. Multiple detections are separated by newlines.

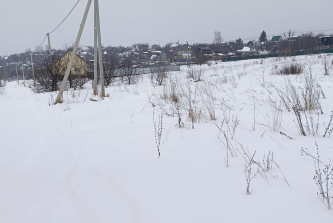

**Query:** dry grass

left=279, top=64, right=304, bottom=75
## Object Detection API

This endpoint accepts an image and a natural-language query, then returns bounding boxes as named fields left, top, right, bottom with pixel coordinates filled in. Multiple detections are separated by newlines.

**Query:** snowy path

left=0, top=83, right=141, bottom=222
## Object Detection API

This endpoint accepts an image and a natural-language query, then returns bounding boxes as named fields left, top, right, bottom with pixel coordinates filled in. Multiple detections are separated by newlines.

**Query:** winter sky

left=0, top=0, right=332, bottom=56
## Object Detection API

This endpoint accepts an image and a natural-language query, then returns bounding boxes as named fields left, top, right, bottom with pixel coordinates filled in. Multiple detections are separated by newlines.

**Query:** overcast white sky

left=0, top=0, right=332, bottom=56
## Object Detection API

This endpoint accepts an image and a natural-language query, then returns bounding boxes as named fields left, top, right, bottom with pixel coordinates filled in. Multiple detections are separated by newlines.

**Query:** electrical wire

left=36, top=35, right=47, bottom=50
left=49, top=0, right=80, bottom=35
left=34, top=0, right=80, bottom=52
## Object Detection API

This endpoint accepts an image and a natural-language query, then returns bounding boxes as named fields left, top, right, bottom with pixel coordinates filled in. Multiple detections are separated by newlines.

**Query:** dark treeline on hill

left=1, top=30, right=332, bottom=81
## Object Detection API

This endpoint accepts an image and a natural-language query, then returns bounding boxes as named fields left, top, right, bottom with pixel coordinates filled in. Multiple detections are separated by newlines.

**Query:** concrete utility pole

left=96, top=0, right=105, bottom=97
left=55, top=0, right=93, bottom=104
left=16, top=66, right=19, bottom=84
left=22, top=62, right=25, bottom=86
left=93, top=0, right=98, bottom=95
left=30, top=52, right=35, bottom=78
left=47, top=33, right=53, bottom=64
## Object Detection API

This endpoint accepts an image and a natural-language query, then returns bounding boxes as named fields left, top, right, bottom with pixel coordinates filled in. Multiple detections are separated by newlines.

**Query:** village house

left=54, top=50, right=88, bottom=76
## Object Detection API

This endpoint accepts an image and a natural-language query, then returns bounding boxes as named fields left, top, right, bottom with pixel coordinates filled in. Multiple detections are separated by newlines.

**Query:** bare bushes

left=279, top=63, right=304, bottom=75
left=150, top=75, right=219, bottom=129
left=302, top=142, right=333, bottom=209
left=269, top=69, right=326, bottom=136
left=239, top=146, right=290, bottom=194
left=271, top=70, right=324, bottom=113
left=68, top=75, right=90, bottom=90
left=153, top=110, right=164, bottom=157
left=323, top=112, right=333, bottom=138
left=186, top=67, right=204, bottom=81
left=33, top=56, right=61, bottom=93
left=104, top=54, right=118, bottom=86
left=322, top=56, right=331, bottom=76
left=150, top=65, right=168, bottom=86
left=120, top=58, right=140, bottom=85
left=266, top=105, right=283, bottom=133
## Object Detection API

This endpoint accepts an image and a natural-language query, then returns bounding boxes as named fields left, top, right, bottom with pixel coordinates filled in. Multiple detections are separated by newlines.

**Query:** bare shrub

left=120, top=58, right=140, bottom=85
left=34, top=55, right=61, bottom=92
left=181, top=82, right=204, bottom=129
left=187, top=67, right=204, bottom=81
left=279, top=64, right=303, bottom=75
left=323, top=111, right=333, bottom=138
left=293, top=106, right=306, bottom=136
left=270, top=69, right=324, bottom=113
left=244, top=151, right=258, bottom=195
left=303, top=142, right=333, bottom=209
left=266, top=104, right=283, bottom=132
left=153, top=110, right=163, bottom=158
left=104, top=54, right=118, bottom=86
left=322, top=56, right=330, bottom=76
left=150, top=65, right=168, bottom=86
left=68, top=75, right=90, bottom=90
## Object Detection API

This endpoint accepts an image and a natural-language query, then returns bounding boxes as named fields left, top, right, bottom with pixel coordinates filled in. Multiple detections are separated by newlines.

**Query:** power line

left=49, top=0, right=80, bottom=35
left=36, top=35, right=47, bottom=50
left=34, top=0, right=80, bottom=52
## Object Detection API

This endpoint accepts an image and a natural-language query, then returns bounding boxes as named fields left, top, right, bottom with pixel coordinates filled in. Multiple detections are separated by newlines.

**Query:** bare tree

left=103, top=54, right=118, bottom=86
left=150, top=64, right=168, bottom=86
left=213, top=31, right=223, bottom=45
left=283, top=30, right=295, bottom=56
left=120, top=57, right=139, bottom=85
left=34, top=55, right=61, bottom=92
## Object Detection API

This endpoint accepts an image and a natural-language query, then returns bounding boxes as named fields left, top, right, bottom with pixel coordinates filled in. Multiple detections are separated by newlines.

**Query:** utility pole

left=96, top=0, right=105, bottom=97
left=47, top=33, right=53, bottom=63
left=16, top=65, right=19, bottom=84
left=22, top=62, right=25, bottom=86
left=31, top=51, right=35, bottom=87
left=55, top=0, right=93, bottom=104
left=93, top=0, right=98, bottom=95
left=30, top=51, right=35, bottom=78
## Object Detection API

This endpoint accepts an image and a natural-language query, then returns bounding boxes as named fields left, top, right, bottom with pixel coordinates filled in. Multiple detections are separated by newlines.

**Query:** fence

left=221, top=49, right=333, bottom=62
left=114, top=65, right=181, bottom=76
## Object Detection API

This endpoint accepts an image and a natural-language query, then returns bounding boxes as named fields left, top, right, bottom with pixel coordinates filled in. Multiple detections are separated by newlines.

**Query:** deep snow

left=0, top=54, right=333, bottom=223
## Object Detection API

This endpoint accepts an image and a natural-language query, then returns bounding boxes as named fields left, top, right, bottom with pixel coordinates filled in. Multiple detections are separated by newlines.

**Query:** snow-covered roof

left=258, top=50, right=269, bottom=55
left=80, top=46, right=90, bottom=51
left=103, top=51, right=107, bottom=55
left=150, top=55, right=157, bottom=60
left=152, top=51, right=161, bottom=53
left=170, top=44, right=179, bottom=48
left=81, top=52, right=88, bottom=55
left=4, top=57, right=8, bottom=60
left=237, top=47, right=251, bottom=52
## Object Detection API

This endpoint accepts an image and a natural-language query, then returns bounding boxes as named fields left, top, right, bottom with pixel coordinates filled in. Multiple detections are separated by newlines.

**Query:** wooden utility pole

left=93, top=0, right=98, bottom=95
left=55, top=0, right=93, bottom=104
left=96, top=0, right=105, bottom=97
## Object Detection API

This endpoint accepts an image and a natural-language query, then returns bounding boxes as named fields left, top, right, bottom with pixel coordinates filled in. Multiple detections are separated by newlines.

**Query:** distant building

left=54, top=51, right=87, bottom=76
left=235, top=46, right=257, bottom=56
left=320, top=36, right=333, bottom=46
left=271, top=36, right=282, bottom=42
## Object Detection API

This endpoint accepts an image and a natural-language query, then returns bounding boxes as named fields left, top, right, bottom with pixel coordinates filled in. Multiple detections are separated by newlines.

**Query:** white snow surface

left=1, top=54, right=333, bottom=223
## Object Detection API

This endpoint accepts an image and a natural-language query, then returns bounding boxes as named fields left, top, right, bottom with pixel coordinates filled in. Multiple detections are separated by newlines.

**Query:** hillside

left=1, top=54, right=333, bottom=223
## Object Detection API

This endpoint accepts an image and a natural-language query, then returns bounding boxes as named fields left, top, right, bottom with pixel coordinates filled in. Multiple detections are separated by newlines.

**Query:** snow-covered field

left=1, top=54, right=333, bottom=223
